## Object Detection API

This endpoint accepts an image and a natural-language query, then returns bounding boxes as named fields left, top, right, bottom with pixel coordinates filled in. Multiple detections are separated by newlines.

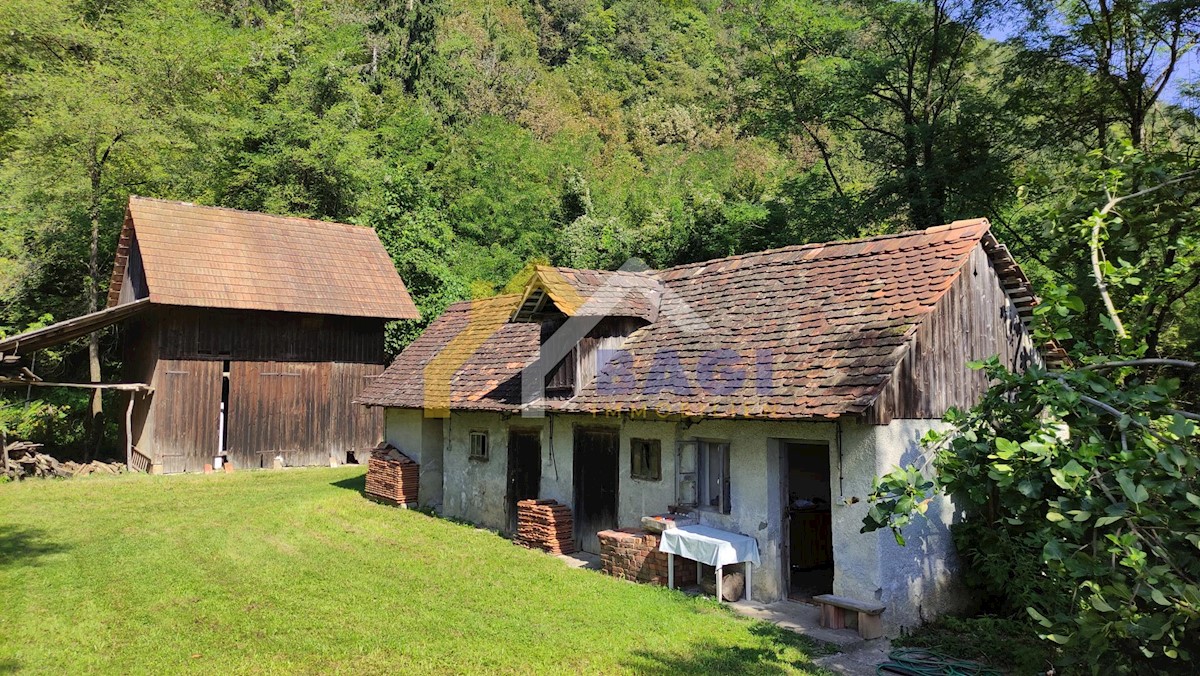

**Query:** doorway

left=781, top=441, right=834, bottom=601
left=573, top=427, right=619, bottom=555
left=507, top=430, right=543, bottom=534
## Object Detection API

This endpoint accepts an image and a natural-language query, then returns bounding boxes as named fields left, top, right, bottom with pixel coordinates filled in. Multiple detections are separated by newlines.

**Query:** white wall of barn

left=382, top=406, right=966, bottom=635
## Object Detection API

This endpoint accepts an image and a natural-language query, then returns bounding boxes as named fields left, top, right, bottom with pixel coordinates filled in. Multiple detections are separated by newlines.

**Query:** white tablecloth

left=658, top=524, right=761, bottom=567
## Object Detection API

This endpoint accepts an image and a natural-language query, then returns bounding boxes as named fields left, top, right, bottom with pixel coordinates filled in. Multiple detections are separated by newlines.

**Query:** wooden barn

left=0, top=196, right=417, bottom=473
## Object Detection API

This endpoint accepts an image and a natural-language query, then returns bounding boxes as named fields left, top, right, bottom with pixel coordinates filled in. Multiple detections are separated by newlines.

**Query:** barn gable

left=108, top=196, right=418, bottom=320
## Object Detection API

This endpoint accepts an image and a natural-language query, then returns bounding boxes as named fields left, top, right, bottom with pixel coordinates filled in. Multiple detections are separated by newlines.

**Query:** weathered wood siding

left=327, top=362, right=384, bottom=459
left=865, top=244, right=1038, bottom=423
left=122, top=306, right=386, bottom=472
left=153, top=306, right=385, bottom=363
left=151, top=359, right=223, bottom=473
left=546, top=317, right=646, bottom=398
left=226, top=361, right=382, bottom=470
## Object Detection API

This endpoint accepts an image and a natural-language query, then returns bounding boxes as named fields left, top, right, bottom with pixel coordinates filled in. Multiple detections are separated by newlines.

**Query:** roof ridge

left=128, top=195, right=373, bottom=233
left=659, top=218, right=990, bottom=274
left=535, top=264, right=659, bottom=278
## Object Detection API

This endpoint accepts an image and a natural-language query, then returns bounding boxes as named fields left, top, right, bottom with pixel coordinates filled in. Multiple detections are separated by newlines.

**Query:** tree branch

left=1090, top=171, right=1200, bottom=339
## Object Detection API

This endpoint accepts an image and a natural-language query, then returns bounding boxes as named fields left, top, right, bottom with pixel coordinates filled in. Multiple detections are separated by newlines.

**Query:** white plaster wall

left=830, top=418, right=967, bottom=633
left=678, top=418, right=839, bottom=603
left=871, top=419, right=968, bottom=633
left=617, top=419, right=678, bottom=525
left=388, top=407, right=967, bottom=635
left=440, top=411, right=514, bottom=530
left=383, top=408, right=444, bottom=509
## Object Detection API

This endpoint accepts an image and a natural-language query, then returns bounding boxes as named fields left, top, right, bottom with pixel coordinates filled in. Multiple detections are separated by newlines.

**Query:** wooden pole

left=125, top=394, right=135, bottom=472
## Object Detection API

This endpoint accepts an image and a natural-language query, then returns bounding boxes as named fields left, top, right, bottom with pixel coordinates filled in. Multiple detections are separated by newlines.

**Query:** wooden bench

left=812, top=594, right=886, bottom=640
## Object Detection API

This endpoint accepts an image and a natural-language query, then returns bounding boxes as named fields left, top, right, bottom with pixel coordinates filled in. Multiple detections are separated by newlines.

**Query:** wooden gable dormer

left=511, top=266, right=661, bottom=399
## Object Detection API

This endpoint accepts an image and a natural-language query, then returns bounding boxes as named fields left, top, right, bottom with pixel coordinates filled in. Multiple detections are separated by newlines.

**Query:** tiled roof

left=107, top=196, right=418, bottom=320
left=357, top=295, right=538, bottom=412
left=359, top=219, right=1037, bottom=418
left=524, top=266, right=662, bottom=322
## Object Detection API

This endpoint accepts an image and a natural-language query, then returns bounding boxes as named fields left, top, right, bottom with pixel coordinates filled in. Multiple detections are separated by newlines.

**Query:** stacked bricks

left=515, top=499, right=575, bottom=554
left=598, top=528, right=698, bottom=587
left=365, top=446, right=419, bottom=506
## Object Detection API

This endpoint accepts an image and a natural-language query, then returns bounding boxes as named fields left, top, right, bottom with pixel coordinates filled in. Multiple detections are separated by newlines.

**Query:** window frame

left=469, top=430, right=489, bottom=461
left=630, top=438, right=662, bottom=482
left=697, top=440, right=732, bottom=514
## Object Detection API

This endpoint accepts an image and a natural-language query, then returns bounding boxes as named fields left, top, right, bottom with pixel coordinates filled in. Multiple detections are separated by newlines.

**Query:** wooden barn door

left=153, top=359, right=222, bottom=473
left=573, top=427, right=619, bottom=555
left=226, top=362, right=330, bottom=469
left=326, top=363, right=384, bottom=463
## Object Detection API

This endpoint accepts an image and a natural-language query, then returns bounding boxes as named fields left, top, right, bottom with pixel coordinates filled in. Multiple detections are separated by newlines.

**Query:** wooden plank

left=812, top=594, right=886, bottom=615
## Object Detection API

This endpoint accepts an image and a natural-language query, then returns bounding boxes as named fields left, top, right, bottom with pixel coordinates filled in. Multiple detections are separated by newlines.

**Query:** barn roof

left=357, top=219, right=1051, bottom=419
left=107, top=196, right=418, bottom=320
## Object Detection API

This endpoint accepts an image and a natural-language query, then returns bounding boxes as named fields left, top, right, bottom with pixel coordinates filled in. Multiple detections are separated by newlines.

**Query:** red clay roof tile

left=358, top=218, right=1028, bottom=419
left=107, top=196, right=418, bottom=320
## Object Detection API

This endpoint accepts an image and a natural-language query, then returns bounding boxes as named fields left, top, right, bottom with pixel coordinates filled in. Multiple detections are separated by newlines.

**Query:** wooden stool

left=813, top=594, right=886, bottom=640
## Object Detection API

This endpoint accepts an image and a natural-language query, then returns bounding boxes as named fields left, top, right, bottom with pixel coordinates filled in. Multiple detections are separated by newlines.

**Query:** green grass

left=0, top=468, right=831, bottom=674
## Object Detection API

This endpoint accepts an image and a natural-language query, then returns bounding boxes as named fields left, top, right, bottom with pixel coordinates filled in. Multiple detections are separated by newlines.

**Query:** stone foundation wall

left=598, top=528, right=697, bottom=587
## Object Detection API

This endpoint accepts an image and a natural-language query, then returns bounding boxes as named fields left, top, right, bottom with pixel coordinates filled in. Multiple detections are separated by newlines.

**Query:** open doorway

left=781, top=441, right=833, bottom=601
left=507, top=430, right=542, bottom=534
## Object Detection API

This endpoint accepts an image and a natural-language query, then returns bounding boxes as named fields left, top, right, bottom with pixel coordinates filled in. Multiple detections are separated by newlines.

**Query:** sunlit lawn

left=0, top=467, right=831, bottom=674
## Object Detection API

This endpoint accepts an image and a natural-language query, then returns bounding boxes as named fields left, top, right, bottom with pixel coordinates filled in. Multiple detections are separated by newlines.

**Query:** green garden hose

left=877, top=648, right=1004, bottom=676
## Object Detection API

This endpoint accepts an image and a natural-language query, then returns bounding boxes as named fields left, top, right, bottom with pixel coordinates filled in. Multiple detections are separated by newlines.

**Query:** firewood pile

left=4, top=442, right=125, bottom=481
left=515, top=499, right=575, bottom=555
left=365, top=444, right=419, bottom=506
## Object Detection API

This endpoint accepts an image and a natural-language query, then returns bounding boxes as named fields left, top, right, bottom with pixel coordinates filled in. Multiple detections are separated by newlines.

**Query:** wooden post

left=125, top=393, right=135, bottom=472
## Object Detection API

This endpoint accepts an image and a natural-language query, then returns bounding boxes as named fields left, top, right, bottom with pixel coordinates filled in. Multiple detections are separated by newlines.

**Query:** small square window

left=469, top=431, right=489, bottom=461
left=631, top=438, right=662, bottom=481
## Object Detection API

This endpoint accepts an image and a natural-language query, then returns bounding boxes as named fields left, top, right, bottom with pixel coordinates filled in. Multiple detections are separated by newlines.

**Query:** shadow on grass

left=625, top=621, right=834, bottom=675
left=329, top=473, right=367, bottom=495
left=0, top=524, right=68, bottom=569
left=0, top=658, right=20, bottom=674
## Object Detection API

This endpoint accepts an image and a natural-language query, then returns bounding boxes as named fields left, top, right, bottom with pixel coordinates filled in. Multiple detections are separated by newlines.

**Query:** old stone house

left=356, top=219, right=1056, bottom=634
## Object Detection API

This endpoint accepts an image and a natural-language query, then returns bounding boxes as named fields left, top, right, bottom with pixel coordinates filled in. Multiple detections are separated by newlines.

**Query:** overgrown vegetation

left=892, top=616, right=1054, bottom=674
left=0, top=467, right=832, bottom=674
left=863, top=149, right=1200, bottom=673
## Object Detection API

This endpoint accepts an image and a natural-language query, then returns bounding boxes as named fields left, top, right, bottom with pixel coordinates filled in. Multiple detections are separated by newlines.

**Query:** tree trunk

left=86, top=157, right=103, bottom=460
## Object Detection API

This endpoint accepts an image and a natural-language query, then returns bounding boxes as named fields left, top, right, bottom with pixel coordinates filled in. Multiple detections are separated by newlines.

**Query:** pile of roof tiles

left=598, top=528, right=697, bottom=587
left=515, top=499, right=575, bottom=554
left=365, top=444, right=419, bottom=506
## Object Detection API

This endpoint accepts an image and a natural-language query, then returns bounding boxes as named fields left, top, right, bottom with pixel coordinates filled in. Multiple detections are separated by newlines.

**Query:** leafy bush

left=863, top=151, right=1200, bottom=673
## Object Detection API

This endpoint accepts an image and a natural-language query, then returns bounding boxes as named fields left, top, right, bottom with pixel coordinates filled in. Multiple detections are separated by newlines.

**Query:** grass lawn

left=0, top=467, right=831, bottom=674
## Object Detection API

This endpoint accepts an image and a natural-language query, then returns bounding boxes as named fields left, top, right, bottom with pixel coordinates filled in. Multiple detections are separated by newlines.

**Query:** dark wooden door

left=507, top=430, right=542, bottom=534
left=573, top=427, right=619, bottom=555
left=153, top=359, right=222, bottom=473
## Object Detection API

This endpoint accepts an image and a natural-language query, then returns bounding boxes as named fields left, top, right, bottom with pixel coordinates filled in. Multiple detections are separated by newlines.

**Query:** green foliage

left=863, top=156, right=1200, bottom=670
left=892, top=615, right=1056, bottom=674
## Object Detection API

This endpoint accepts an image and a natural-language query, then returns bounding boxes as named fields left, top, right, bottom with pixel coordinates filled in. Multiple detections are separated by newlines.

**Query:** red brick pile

left=598, top=528, right=697, bottom=587
left=365, top=446, right=419, bottom=506
left=515, top=499, right=575, bottom=554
